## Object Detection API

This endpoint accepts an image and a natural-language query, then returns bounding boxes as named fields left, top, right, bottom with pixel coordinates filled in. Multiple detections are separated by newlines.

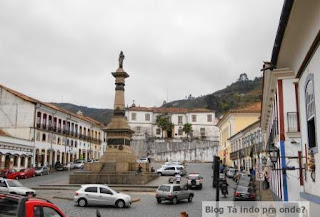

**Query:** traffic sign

left=256, top=171, right=264, bottom=181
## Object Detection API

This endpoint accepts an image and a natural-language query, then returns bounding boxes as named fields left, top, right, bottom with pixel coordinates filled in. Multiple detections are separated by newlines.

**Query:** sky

left=0, top=0, right=284, bottom=109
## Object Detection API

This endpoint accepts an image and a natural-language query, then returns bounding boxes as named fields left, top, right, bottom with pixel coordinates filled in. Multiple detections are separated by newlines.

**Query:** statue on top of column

left=119, top=51, right=125, bottom=68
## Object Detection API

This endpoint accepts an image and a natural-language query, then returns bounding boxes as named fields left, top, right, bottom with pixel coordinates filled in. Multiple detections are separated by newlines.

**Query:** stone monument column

left=101, top=51, right=135, bottom=164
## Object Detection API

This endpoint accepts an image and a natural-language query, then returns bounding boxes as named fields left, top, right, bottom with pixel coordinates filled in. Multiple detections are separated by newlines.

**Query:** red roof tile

left=0, top=129, right=10, bottom=137
left=229, top=102, right=261, bottom=113
left=128, top=106, right=213, bottom=113
left=217, top=102, right=261, bottom=126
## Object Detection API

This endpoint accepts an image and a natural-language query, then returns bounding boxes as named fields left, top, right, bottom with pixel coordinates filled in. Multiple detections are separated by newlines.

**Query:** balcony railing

left=287, top=112, right=299, bottom=132
left=42, top=124, right=47, bottom=130
left=230, top=151, right=238, bottom=160
left=267, top=119, right=278, bottom=147
left=35, top=124, right=102, bottom=144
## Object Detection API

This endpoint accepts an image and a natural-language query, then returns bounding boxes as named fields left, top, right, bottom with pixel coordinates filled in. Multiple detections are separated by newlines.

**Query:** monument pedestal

left=69, top=145, right=157, bottom=184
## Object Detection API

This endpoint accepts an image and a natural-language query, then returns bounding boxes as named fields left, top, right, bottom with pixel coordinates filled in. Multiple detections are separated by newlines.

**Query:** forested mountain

left=51, top=103, right=113, bottom=125
left=162, top=74, right=262, bottom=116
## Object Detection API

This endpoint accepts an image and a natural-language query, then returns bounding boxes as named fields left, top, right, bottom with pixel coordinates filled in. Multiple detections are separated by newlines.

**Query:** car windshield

left=7, top=180, right=24, bottom=187
left=236, top=186, right=249, bottom=193
left=19, top=169, right=25, bottom=172
left=238, top=180, right=250, bottom=186
left=188, top=175, right=200, bottom=180
left=35, top=167, right=42, bottom=170
left=158, top=185, right=171, bottom=192
left=240, top=176, right=251, bottom=182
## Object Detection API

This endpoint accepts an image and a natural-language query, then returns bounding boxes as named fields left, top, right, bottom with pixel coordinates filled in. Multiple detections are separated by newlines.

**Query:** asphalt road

left=20, top=163, right=236, bottom=217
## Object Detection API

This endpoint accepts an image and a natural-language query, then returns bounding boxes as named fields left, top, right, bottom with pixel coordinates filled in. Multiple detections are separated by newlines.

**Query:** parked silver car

left=226, top=168, right=238, bottom=178
left=155, top=184, right=194, bottom=204
left=34, top=166, right=50, bottom=176
left=0, top=178, right=36, bottom=196
left=74, top=184, right=131, bottom=208
left=156, top=165, right=186, bottom=176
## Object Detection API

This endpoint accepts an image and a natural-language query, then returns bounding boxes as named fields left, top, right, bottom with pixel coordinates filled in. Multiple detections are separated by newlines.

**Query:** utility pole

left=213, top=156, right=220, bottom=217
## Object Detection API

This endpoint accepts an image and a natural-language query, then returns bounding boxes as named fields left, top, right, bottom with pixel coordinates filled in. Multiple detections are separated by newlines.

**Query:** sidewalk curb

left=34, top=187, right=156, bottom=192
left=52, top=196, right=140, bottom=203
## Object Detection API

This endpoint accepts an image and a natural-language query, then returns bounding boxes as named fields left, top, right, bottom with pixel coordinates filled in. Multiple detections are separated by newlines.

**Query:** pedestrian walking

left=175, top=172, right=181, bottom=184
left=263, top=171, right=270, bottom=189
left=147, top=153, right=151, bottom=163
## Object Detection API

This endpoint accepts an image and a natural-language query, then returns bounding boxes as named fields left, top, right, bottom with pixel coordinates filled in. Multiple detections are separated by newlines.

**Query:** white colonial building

left=261, top=0, right=320, bottom=209
left=125, top=106, right=219, bottom=141
left=0, top=84, right=107, bottom=170
left=229, top=120, right=264, bottom=172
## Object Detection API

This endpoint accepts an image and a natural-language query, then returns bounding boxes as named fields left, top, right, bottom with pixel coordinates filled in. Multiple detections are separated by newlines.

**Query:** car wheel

left=157, top=172, right=162, bottom=176
left=78, top=198, right=87, bottom=207
left=172, top=197, right=177, bottom=204
left=156, top=198, right=161, bottom=204
left=116, top=199, right=125, bottom=208
left=199, top=184, right=203, bottom=190
left=188, top=195, right=193, bottom=202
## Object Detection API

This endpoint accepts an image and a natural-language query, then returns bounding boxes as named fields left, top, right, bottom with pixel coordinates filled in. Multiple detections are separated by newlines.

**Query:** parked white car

left=73, top=160, right=85, bottom=169
left=164, top=161, right=181, bottom=166
left=137, top=156, right=149, bottom=163
left=0, top=178, right=36, bottom=196
left=63, top=162, right=75, bottom=170
left=74, top=184, right=131, bottom=208
left=156, top=165, right=186, bottom=176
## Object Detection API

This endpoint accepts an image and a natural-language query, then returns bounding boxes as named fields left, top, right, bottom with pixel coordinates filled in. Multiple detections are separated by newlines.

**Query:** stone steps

left=100, top=163, right=116, bottom=172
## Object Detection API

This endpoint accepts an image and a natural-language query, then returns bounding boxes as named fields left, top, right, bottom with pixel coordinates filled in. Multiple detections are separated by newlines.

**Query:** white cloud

left=0, top=0, right=283, bottom=108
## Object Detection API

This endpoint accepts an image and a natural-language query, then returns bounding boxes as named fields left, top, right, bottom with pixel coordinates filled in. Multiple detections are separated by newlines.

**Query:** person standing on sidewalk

left=263, top=171, right=270, bottom=189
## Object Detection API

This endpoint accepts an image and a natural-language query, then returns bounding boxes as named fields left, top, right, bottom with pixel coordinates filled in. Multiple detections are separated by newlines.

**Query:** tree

left=155, top=113, right=173, bottom=138
left=182, top=123, right=192, bottom=139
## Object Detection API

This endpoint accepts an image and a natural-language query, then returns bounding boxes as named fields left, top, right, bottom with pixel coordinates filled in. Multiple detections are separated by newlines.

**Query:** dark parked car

left=234, top=185, right=256, bottom=201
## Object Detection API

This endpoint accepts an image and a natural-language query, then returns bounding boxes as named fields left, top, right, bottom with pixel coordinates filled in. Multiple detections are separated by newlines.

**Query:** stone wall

left=131, top=139, right=218, bottom=162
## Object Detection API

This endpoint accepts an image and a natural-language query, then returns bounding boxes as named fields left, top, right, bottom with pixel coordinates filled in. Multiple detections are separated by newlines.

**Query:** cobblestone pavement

left=20, top=163, right=236, bottom=217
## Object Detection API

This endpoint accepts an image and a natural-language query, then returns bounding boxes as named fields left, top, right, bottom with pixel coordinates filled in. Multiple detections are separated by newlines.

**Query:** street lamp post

left=268, top=145, right=279, bottom=169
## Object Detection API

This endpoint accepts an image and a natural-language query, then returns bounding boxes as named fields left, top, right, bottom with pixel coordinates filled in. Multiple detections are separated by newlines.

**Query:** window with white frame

left=131, top=113, right=136, bottom=121
left=306, top=78, right=317, bottom=149
left=136, top=126, right=141, bottom=133
left=178, top=116, right=183, bottom=125
left=156, top=128, right=161, bottom=135
left=178, top=128, right=183, bottom=135
left=192, top=115, right=197, bottom=122
left=200, top=128, right=205, bottom=136
left=207, top=114, right=212, bottom=122
left=145, top=113, right=150, bottom=121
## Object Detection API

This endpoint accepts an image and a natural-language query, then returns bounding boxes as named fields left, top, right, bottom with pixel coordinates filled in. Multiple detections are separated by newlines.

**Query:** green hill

left=51, top=103, right=113, bottom=125
left=162, top=74, right=262, bottom=116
